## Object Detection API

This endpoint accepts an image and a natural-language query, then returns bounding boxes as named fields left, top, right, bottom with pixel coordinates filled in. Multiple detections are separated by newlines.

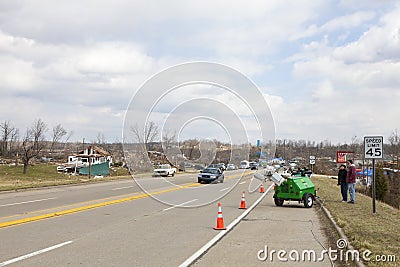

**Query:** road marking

left=178, top=183, right=274, bottom=267
left=111, top=186, right=135, bottom=191
left=0, top=183, right=200, bottom=229
left=0, top=241, right=73, bottom=266
left=0, top=172, right=253, bottom=228
left=239, top=181, right=246, bottom=185
left=163, top=199, right=198, bottom=211
left=0, top=198, right=57, bottom=207
left=219, top=187, right=230, bottom=192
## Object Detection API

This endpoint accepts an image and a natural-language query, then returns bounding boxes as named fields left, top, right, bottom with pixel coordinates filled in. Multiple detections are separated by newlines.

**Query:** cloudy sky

left=0, top=0, right=399, bottom=145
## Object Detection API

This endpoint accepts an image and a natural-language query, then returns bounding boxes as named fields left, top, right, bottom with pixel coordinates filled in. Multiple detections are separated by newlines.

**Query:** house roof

left=75, top=145, right=111, bottom=157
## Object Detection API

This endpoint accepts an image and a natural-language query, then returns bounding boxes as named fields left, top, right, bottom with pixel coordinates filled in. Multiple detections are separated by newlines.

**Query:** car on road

left=207, top=164, right=225, bottom=172
left=217, top=163, right=226, bottom=171
left=249, top=162, right=259, bottom=170
left=239, top=160, right=250, bottom=169
left=226, top=163, right=237, bottom=170
left=198, top=167, right=224, bottom=183
left=153, top=164, right=176, bottom=177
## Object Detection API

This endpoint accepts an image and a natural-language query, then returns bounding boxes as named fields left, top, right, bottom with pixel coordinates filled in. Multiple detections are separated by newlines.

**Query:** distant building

left=68, top=145, right=112, bottom=167
left=64, top=145, right=112, bottom=176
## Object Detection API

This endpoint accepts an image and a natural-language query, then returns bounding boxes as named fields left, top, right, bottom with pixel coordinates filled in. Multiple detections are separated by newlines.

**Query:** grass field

left=312, top=175, right=399, bottom=267
left=0, top=163, right=131, bottom=191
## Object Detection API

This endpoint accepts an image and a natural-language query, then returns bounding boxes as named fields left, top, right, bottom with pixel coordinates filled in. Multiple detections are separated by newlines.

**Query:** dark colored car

left=198, top=168, right=224, bottom=183
left=249, top=162, right=259, bottom=170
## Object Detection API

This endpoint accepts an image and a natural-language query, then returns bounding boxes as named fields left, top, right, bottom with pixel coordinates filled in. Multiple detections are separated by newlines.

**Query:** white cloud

left=0, top=1, right=399, bottom=143
left=75, top=42, right=154, bottom=74
left=0, top=55, right=38, bottom=91
left=312, top=80, right=335, bottom=100
left=333, top=6, right=400, bottom=63
left=320, top=11, right=376, bottom=32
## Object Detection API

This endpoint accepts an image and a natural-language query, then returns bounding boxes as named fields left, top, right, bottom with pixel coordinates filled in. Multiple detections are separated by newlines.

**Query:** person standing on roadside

left=337, top=164, right=348, bottom=202
left=346, top=159, right=356, bottom=204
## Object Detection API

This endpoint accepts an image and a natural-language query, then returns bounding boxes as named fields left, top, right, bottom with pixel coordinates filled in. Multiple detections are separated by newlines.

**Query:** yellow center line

left=0, top=172, right=253, bottom=229
left=0, top=183, right=199, bottom=229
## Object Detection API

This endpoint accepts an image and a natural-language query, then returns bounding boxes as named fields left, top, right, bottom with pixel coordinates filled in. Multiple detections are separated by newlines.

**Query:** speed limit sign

left=364, top=136, right=383, bottom=159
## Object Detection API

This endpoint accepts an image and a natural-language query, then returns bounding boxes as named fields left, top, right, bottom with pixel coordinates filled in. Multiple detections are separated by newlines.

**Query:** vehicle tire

left=198, top=179, right=201, bottom=183
left=171, top=172, right=175, bottom=177
left=303, top=193, right=313, bottom=208
left=274, top=197, right=284, bottom=206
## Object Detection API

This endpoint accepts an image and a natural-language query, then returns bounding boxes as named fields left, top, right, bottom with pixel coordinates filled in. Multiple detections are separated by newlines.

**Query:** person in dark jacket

left=337, top=164, right=348, bottom=202
left=346, top=159, right=357, bottom=204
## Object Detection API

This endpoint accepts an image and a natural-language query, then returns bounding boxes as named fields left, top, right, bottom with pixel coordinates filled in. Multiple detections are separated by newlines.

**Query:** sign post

left=309, top=156, right=315, bottom=173
left=364, top=136, right=383, bottom=214
left=336, top=151, right=354, bottom=164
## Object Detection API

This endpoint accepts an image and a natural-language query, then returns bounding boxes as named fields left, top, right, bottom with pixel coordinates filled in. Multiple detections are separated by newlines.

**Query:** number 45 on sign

left=364, top=136, right=383, bottom=159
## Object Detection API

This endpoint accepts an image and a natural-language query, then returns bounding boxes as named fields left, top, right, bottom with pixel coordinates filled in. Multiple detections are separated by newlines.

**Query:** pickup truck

left=153, top=164, right=177, bottom=177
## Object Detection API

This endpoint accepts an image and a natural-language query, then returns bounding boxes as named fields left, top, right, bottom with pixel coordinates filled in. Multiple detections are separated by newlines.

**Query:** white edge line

left=0, top=198, right=57, bottom=207
left=0, top=241, right=73, bottom=267
left=178, top=183, right=274, bottom=267
left=163, top=199, right=199, bottom=212
left=112, top=185, right=135, bottom=191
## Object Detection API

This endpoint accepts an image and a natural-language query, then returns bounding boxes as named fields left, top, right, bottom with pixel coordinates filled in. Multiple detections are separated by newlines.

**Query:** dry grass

left=313, top=175, right=399, bottom=266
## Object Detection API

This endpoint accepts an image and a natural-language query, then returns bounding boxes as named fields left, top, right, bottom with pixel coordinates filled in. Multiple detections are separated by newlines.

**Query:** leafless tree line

left=0, top=119, right=72, bottom=174
left=274, top=131, right=400, bottom=166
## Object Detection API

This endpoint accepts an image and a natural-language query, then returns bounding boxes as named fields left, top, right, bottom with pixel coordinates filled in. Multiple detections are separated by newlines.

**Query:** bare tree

left=96, top=132, right=106, bottom=145
left=389, top=129, right=399, bottom=168
left=130, top=121, right=159, bottom=150
left=21, top=119, right=48, bottom=174
left=64, top=130, right=73, bottom=144
left=10, top=128, right=19, bottom=157
left=183, top=139, right=200, bottom=160
left=161, top=129, right=177, bottom=149
left=161, top=129, right=180, bottom=166
left=50, top=124, right=67, bottom=152
left=0, top=120, right=17, bottom=157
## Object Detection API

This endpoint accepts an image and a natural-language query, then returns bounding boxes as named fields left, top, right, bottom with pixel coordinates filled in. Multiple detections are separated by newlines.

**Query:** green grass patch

left=313, top=175, right=399, bottom=266
left=0, top=163, right=131, bottom=191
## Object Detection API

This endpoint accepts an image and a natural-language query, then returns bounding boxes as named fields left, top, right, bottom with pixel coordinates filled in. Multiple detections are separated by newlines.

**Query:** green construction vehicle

left=271, top=172, right=316, bottom=208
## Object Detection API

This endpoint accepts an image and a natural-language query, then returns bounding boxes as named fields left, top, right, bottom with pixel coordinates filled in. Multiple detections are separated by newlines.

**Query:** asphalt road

left=0, top=170, right=269, bottom=266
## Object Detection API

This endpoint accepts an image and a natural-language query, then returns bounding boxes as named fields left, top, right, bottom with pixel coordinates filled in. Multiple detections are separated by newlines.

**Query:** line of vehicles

left=152, top=159, right=301, bottom=184
left=152, top=159, right=316, bottom=209
left=152, top=161, right=263, bottom=184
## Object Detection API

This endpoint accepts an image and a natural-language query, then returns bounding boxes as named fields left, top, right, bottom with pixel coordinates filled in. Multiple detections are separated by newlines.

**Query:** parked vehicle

left=56, top=165, right=65, bottom=172
left=198, top=167, right=224, bottom=183
left=272, top=173, right=316, bottom=208
left=153, top=164, right=176, bottom=177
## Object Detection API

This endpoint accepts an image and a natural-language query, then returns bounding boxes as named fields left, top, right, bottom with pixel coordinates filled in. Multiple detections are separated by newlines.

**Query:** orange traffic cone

left=239, top=191, right=247, bottom=209
left=214, top=202, right=226, bottom=230
left=260, top=184, right=265, bottom=193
